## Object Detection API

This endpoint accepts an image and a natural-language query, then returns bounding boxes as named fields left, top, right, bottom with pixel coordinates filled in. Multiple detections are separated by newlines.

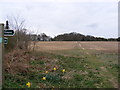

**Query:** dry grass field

left=31, top=41, right=118, bottom=53
left=79, top=41, right=118, bottom=53
left=30, top=41, right=77, bottom=51
left=4, top=41, right=119, bottom=88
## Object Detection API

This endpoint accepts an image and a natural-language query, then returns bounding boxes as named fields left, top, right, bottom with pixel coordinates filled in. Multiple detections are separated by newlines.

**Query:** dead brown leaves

left=4, top=49, right=30, bottom=74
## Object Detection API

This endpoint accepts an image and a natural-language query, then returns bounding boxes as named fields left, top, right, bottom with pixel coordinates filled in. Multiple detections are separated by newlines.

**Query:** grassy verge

left=3, top=48, right=118, bottom=88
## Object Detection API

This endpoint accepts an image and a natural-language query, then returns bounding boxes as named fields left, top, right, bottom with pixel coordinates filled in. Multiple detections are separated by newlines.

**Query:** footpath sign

left=0, top=37, right=2, bottom=44
left=4, top=37, right=8, bottom=44
left=4, top=29, right=14, bottom=36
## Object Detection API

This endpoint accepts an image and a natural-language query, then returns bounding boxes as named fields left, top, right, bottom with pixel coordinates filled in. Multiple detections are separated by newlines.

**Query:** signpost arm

left=0, top=24, right=4, bottom=90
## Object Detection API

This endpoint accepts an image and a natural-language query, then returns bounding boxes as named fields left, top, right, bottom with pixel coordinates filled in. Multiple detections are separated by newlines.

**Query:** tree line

left=29, top=32, right=119, bottom=41
left=53, top=32, right=119, bottom=41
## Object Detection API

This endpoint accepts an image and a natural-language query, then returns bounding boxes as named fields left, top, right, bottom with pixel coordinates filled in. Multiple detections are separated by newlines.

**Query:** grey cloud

left=0, top=1, right=118, bottom=38
left=87, top=23, right=98, bottom=28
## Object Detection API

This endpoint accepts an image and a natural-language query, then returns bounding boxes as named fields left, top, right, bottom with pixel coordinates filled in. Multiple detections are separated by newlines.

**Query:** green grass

left=4, top=48, right=118, bottom=88
left=30, top=60, right=44, bottom=65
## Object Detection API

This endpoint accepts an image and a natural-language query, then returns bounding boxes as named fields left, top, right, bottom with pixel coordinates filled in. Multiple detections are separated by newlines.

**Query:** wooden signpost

left=0, top=21, right=14, bottom=89
left=0, top=24, right=4, bottom=90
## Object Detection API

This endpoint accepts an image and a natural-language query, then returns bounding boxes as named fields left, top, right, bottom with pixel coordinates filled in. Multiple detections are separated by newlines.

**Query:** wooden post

left=0, top=24, right=4, bottom=89
left=118, top=2, right=120, bottom=89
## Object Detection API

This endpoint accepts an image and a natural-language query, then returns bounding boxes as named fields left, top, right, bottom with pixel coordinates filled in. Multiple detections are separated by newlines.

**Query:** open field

left=31, top=41, right=118, bottom=53
left=4, top=41, right=119, bottom=88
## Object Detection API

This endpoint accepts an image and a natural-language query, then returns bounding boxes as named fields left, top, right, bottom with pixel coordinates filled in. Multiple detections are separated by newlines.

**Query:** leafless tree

left=7, top=14, right=25, bottom=30
left=7, top=15, right=29, bottom=50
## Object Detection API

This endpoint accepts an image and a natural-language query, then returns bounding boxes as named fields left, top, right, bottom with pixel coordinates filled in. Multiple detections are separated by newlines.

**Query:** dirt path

left=76, top=42, right=118, bottom=88
left=76, top=42, right=90, bottom=55
left=77, top=42, right=85, bottom=50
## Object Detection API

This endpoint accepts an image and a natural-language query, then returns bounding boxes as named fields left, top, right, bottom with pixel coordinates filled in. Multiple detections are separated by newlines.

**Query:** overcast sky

left=0, top=0, right=119, bottom=38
